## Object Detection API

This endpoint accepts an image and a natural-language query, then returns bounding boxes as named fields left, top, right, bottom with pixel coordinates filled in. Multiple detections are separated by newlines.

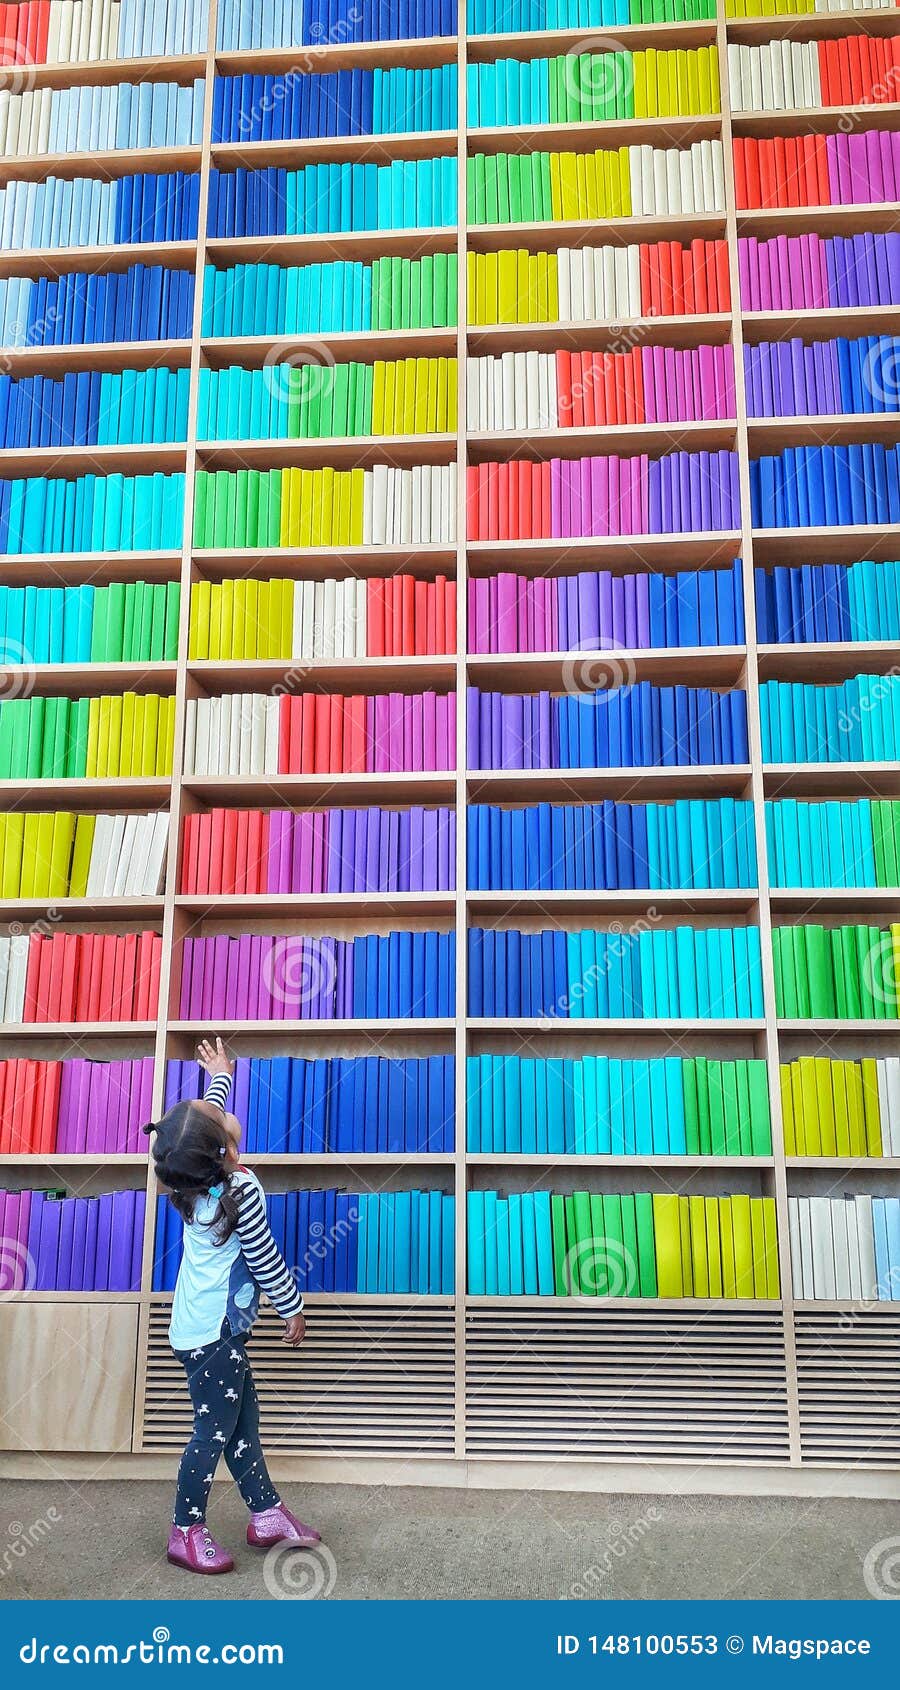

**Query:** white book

left=58, top=3, right=74, bottom=62
left=320, top=577, right=336, bottom=656
left=46, top=4, right=62, bottom=63
left=5, top=96, right=21, bottom=159
left=804, top=42, right=821, bottom=109
left=727, top=46, right=742, bottom=112
left=88, top=0, right=103, bottom=60
left=556, top=245, right=571, bottom=320
left=571, top=247, right=587, bottom=320
left=466, top=361, right=480, bottom=431
left=220, top=694, right=239, bottom=775
left=370, top=464, right=388, bottom=545
left=291, top=576, right=305, bottom=658
left=109, top=0, right=122, bottom=56
left=111, top=814, right=139, bottom=898
left=625, top=244, right=641, bottom=315
left=760, top=49, right=775, bottom=114
left=844, top=1198, right=864, bottom=1301
left=770, top=42, right=786, bottom=112
left=193, top=698, right=211, bottom=777
left=100, top=0, right=112, bottom=58
left=37, top=91, right=53, bottom=155
left=671, top=147, right=688, bottom=215
left=748, top=50, right=763, bottom=114
left=796, top=1197, right=814, bottom=1300
left=5, top=933, right=30, bottom=1024
left=0, top=935, right=10, bottom=1022
left=361, top=467, right=374, bottom=545
left=787, top=1197, right=805, bottom=1299
left=886, top=1057, right=900, bottom=1156
left=580, top=247, right=596, bottom=320
left=809, top=1197, right=837, bottom=1299
left=524, top=350, right=539, bottom=431
left=141, top=811, right=169, bottom=896
left=856, top=1194, right=879, bottom=1300
left=249, top=694, right=267, bottom=775
left=264, top=695, right=280, bottom=772
left=102, top=813, right=128, bottom=897
left=830, top=1197, right=852, bottom=1299
left=711, top=139, right=725, bottom=211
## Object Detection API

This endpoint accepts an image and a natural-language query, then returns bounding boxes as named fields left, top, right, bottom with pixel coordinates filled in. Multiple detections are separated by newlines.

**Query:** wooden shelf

left=467, top=1018, right=767, bottom=1033
left=468, top=418, right=736, bottom=460
left=0, top=242, right=195, bottom=282
left=747, top=413, right=900, bottom=452
left=742, top=303, right=900, bottom=344
left=212, top=131, right=457, bottom=169
left=192, top=543, right=457, bottom=581
left=777, top=1020, right=900, bottom=1034
left=0, top=897, right=165, bottom=922
left=0, top=1154, right=146, bottom=1166
left=202, top=327, right=458, bottom=365
left=0, top=778, right=172, bottom=810
left=0, top=339, right=193, bottom=375
left=468, top=765, right=753, bottom=801
left=215, top=36, right=458, bottom=75
left=787, top=1158, right=900, bottom=1171
left=0, top=143, right=201, bottom=186
left=168, top=1018, right=457, bottom=1034
left=0, top=442, right=187, bottom=477
left=769, top=887, right=900, bottom=916
left=0, top=663, right=176, bottom=697
left=466, top=646, right=745, bottom=689
left=466, top=532, right=742, bottom=575
left=24, top=53, right=206, bottom=89
left=753, top=524, right=900, bottom=564
left=466, top=1295, right=782, bottom=1308
left=176, top=892, right=455, bottom=920
left=182, top=771, right=457, bottom=805
left=757, top=640, right=900, bottom=681
left=726, top=7, right=900, bottom=43
left=737, top=202, right=900, bottom=238
left=763, top=762, right=900, bottom=798
left=189, top=656, right=456, bottom=693
left=467, top=888, right=759, bottom=917
left=467, top=312, right=733, bottom=353
left=205, top=227, right=458, bottom=266
left=196, top=433, right=458, bottom=469
left=0, top=552, right=182, bottom=586
left=467, top=1153, right=774, bottom=1168
left=469, top=114, right=721, bottom=154
left=0, top=1023, right=157, bottom=1039
left=732, top=102, right=900, bottom=138
left=467, top=211, right=727, bottom=253
left=467, top=19, right=718, bottom=57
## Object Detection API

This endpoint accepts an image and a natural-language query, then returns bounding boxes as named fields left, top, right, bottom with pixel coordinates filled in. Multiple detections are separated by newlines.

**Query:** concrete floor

left=0, top=1480, right=897, bottom=1600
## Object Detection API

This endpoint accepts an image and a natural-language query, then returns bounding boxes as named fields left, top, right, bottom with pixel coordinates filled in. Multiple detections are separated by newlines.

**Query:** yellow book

left=332, top=469, right=348, bottom=547
left=187, top=583, right=200, bottom=659
left=0, top=813, right=24, bottom=898
left=231, top=580, right=247, bottom=662
left=497, top=249, right=518, bottom=324
left=278, top=579, right=293, bottom=658
left=678, top=50, right=692, bottom=117
left=709, top=44, right=721, bottom=114
left=761, top=1198, right=780, bottom=1297
left=483, top=251, right=499, bottom=324
left=222, top=578, right=238, bottom=662
left=107, top=695, right=125, bottom=778
left=780, top=1064, right=796, bottom=1156
left=633, top=50, right=648, bottom=120
left=678, top=1197, right=693, bottom=1296
left=688, top=1195, right=709, bottom=1297
left=21, top=813, right=44, bottom=898
left=549, top=151, right=566, bottom=221
left=581, top=150, right=599, bottom=220
left=522, top=250, right=536, bottom=322
left=797, top=1056, right=821, bottom=1154
left=349, top=468, right=365, bottom=546
left=69, top=813, right=95, bottom=898
left=120, top=692, right=136, bottom=778
left=687, top=51, right=701, bottom=117
left=657, top=51, right=670, bottom=120
left=652, top=1193, right=683, bottom=1297
left=466, top=251, right=479, bottom=325
left=832, top=1060, right=852, bottom=1157
left=434, top=358, right=446, bottom=432
left=719, top=1197, right=739, bottom=1298
left=49, top=811, right=76, bottom=898
left=0, top=817, right=7, bottom=896
left=748, top=1198, right=768, bottom=1298
left=814, top=1056, right=837, bottom=1154
left=546, top=251, right=559, bottom=319
left=207, top=583, right=221, bottom=663
left=705, top=1197, right=723, bottom=1297
left=164, top=696, right=176, bottom=775
left=137, top=694, right=158, bottom=778
left=616, top=146, right=632, bottom=216
left=575, top=151, right=590, bottom=220
left=85, top=698, right=100, bottom=780
left=892, top=923, right=900, bottom=1015
left=860, top=1057, right=884, bottom=1157
left=844, top=1061, right=868, bottom=1158
left=308, top=468, right=324, bottom=545
left=414, top=357, right=430, bottom=433
left=372, top=360, right=387, bottom=433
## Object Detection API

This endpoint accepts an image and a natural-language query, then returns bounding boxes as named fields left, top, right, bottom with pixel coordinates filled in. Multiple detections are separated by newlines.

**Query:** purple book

left=83, top=1197, right=100, bottom=1291
left=414, top=807, right=429, bottom=893
left=178, top=938, right=194, bottom=1020
left=233, top=934, right=253, bottom=1020
left=209, top=934, right=229, bottom=1021
left=352, top=807, right=369, bottom=891
left=108, top=1189, right=136, bottom=1292
left=130, top=1192, right=146, bottom=1291
left=252, top=933, right=271, bottom=1019
left=224, top=935, right=243, bottom=1018
left=55, top=1061, right=79, bottom=1154
left=35, top=1195, right=62, bottom=1291
left=136, top=1058, right=155, bottom=1147
left=55, top=1197, right=77, bottom=1292
left=163, top=1058, right=184, bottom=1111
left=68, top=1198, right=88, bottom=1293
left=92, top=1192, right=116, bottom=1292
left=267, top=810, right=289, bottom=893
left=411, top=695, right=424, bottom=772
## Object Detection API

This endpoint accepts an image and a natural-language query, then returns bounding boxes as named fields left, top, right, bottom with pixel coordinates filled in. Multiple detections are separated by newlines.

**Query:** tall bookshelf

left=2, top=0, right=900, bottom=1491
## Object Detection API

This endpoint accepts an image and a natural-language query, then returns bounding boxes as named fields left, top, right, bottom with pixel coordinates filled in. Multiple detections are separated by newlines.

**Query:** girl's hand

left=197, top=1037, right=234, bottom=1080
left=282, top=1314, right=306, bottom=1347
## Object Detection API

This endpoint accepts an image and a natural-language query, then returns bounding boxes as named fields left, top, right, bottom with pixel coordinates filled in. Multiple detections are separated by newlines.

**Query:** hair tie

left=218, top=1145, right=226, bottom=1156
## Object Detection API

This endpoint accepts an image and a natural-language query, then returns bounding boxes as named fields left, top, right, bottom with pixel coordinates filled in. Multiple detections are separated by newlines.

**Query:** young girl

left=146, top=1036, right=320, bottom=1575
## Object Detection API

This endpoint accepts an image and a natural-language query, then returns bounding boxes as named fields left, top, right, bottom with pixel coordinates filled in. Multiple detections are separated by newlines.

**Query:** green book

left=192, top=471, right=208, bottom=547
left=534, top=150, right=552, bottom=220
left=747, top=1061, right=772, bottom=1156
left=483, top=153, right=499, bottom=224
left=268, top=469, right=283, bottom=545
left=634, top=1193, right=657, bottom=1298
left=388, top=257, right=402, bottom=329
left=246, top=471, right=261, bottom=546
left=361, top=363, right=374, bottom=434
left=550, top=1195, right=568, bottom=1297
left=803, top=925, right=828, bottom=1018
left=37, top=696, right=57, bottom=778
left=409, top=258, right=422, bottom=329
left=496, top=153, right=511, bottom=224
left=857, top=926, right=880, bottom=1020
left=418, top=254, right=432, bottom=327
left=149, top=582, right=167, bottom=661
left=90, top=587, right=109, bottom=662
left=233, top=473, right=248, bottom=548
left=562, top=1196, right=578, bottom=1294
left=830, top=928, right=849, bottom=1019
left=708, top=1061, right=728, bottom=1155
left=0, top=704, right=14, bottom=778
left=548, top=56, right=561, bottom=125
left=619, top=1195, right=641, bottom=1299
left=51, top=695, right=71, bottom=778
left=598, top=1195, right=623, bottom=1296
left=791, top=925, right=812, bottom=1018
left=331, top=363, right=350, bottom=438
left=10, top=699, right=31, bottom=779
left=721, top=1062, right=741, bottom=1156
left=507, top=153, right=523, bottom=223
left=138, top=581, right=155, bottom=661
left=24, top=697, right=45, bottom=780
left=682, top=1058, right=701, bottom=1154
left=120, top=582, right=137, bottom=663
left=734, top=1060, right=753, bottom=1156
left=466, top=155, right=480, bottom=224
left=571, top=1191, right=593, bottom=1297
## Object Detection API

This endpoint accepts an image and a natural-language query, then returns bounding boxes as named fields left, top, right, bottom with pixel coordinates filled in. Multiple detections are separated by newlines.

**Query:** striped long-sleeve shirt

left=167, top=1071, right=303, bottom=1352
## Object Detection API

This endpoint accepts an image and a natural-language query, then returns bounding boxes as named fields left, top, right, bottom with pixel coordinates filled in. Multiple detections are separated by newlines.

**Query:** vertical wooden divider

left=453, top=17, right=470, bottom=1461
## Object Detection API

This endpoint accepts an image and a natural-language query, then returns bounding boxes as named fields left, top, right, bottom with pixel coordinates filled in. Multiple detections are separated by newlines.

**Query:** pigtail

left=144, top=1101, right=242, bottom=1243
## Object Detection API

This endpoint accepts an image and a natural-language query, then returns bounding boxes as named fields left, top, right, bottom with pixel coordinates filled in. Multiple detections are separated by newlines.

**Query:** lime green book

left=804, top=924, right=829, bottom=1017
left=193, top=471, right=209, bottom=546
left=122, top=581, right=138, bottom=662
left=598, top=1194, right=623, bottom=1297
left=731, top=1194, right=754, bottom=1299
left=734, top=1060, right=753, bottom=1155
left=0, top=812, right=23, bottom=894
left=90, top=587, right=110, bottom=661
left=705, top=1197, right=723, bottom=1297
left=694, top=1055, right=713, bottom=1154
left=69, top=813, right=95, bottom=897
left=689, top=1195, right=709, bottom=1296
left=652, top=1194, right=683, bottom=1297
left=433, top=252, right=448, bottom=327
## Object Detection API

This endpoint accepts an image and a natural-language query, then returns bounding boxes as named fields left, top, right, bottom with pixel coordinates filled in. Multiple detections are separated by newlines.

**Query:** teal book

left=533, top=1192, right=554, bottom=1296
left=647, top=1059, right=669, bottom=1154
left=520, top=1058, right=537, bottom=1154
left=664, top=1057, right=687, bottom=1153
left=520, top=1194, right=539, bottom=1295
left=545, top=1059, right=565, bottom=1154
left=440, top=1196, right=454, bottom=1294
left=482, top=1191, right=498, bottom=1295
left=503, top=1055, right=521, bottom=1154
left=608, top=1059, right=626, bottom=1154
left=495, top=1197, right=510, bottom=1296
left=467, top=1192, right=485, bottom=1294
left=533, top=1058, right=549, bottom=1154
left=393, top=1191, right=411, bottom=1296
left=466, top=1057, right=481, bottom=1152
left=594, top=1056, right=612, bottom=1154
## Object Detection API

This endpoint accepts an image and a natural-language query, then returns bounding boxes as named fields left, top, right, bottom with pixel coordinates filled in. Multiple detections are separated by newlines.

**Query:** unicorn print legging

left=172, top=1325, right=280, bottom=1527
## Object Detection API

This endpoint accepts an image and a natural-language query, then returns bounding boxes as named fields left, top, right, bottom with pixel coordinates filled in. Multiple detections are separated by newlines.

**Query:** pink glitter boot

left=167, top=1522, right=235, bottom=1574
left=247, top=1503, right=321, bottom=1548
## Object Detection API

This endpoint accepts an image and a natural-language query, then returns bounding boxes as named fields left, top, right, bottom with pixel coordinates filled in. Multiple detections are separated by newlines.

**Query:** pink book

left=291, top=811, right=311, bottom=893
left=208, top=935, right=229, bottom=1022
left=231, top=935, right=253, bottom=1020
left=365, top=694, right=376, bottom=770
left=55, top=1061, right=78, bottom=1154
left=639, top=455, right=651, bottom=535
left=871, top=128, right=889, bottom=201
left=422, top=690, right=437, bottom=771
left=496, top=573, right=518, bottom=653
left=410, top=693, right=424, bottom=771
left=736, top=239, right=752, bottom=309
left=697, top=345, right=716, bottom=420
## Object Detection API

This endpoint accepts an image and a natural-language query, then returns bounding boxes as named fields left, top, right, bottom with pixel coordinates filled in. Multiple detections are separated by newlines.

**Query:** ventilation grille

left=796, top=1309, right=900, bottom=1468
left=465, top=1308, right=790, bottom=1464
left=142, top=1305, right=456, bottom=1457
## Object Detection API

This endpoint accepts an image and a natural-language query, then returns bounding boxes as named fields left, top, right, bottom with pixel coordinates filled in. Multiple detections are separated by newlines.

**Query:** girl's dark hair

left=144, top=1100, right=240, bottom=1243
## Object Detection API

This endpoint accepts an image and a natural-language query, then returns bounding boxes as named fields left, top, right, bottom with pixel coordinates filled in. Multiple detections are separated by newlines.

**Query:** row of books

left=206, top=158, right=458, bottom=238
left=193, top=464, right=457, bottom=548
left=468, top=0, right=715, bottom=27
left=212, top=67, right=458, bottom=142
left=759, top=675, right=900, bottom=765
left=467, top=797, right=756, bottom=890
left=788, top=1196, right=899, bottom=1302
left=1, top=368, right=191, bottom=450
left=744, top=335, right=900, bottom=420
left=726, top=0, right=899, bottom=14
left=188, top=574, right=455, bottom=661
left=755, top=559, right=900, bottom=644
left=750, top=443, right=900, bottom=529
left=468, top=559, right=745, bottom=653
left=781, top=1056, right=896, bottom=1159
left=467, top=239, right=731, bottom=325
left=467, top=450, right=740, bottom=540
left=184, top=690, right=457, bottom=777
left=197, top=356, right=459, bottom=441
left=216, top=0, right=456, bottom=48
left=180, top=805, right=456, bottom=895
left=728, top=36, right=900, bottom=113
left=153, top=1188, right=456, bottom=1296
left=466, top=47, right=720, bottom=126
left=466, top=682, right=749, bottom=769
left=164, top=1054, right=455, bottom=1154
left=3, top=266, right=194, bottom=348
left=466, top=139, right=725, bottom=225
left=0, top=172, right=200, bottom=256
left=467, top=924, right=765, bottom=1018
left=734, top=131, right=900, bottom=211
left=0, top=80, right=205, bottom=160
left=467, top=1054, right=772, bottom=1155
left=766, top=800, right=900, bottom=891
left=466, top=1191, right=779, bottom=1299
left=0, top=694, right=175, bottom=780
left=201, top=254, right=459, bottom=337
left=0, top=472, right=184, bottom=554
left=0, top=581, right=180, bottom=663
left=772, top=922, right=900, bottom=1020
left=0, top=1057, right=154, bottom=1156
left=738, top=233, right=900, bottom=312
left=0, top=0, right=208, bottom=61
left=475, top=344, right=735, bottom=430
left=175, top=930, right=456, bottom=1020
left=0, top=810, right=168, bottom=900
left=0, top=930, right=162, bottom=1025
left=1, top=1189, right=145, bottom=1293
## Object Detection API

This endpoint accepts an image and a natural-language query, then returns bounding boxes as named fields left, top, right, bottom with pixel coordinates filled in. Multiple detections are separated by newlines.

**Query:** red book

left=37, top=1060, right=60, bottom=1155
left=555, top=349, right=572, bottom=425
left=775, top=137, right=793, bottom=207
left=445, top=580, right=456, bottom=652
left=37, top=935, right=60, bottom=1023
left=74, top=934, right=95, bottom=1022
left=313, top=693, right=332, bottom=773
left=732, top=138, right=748, bottom=209
left=669, top=242, right=685, bottom=314
left=0, top=6, right=12, bottom=63
left=105, top=935, right=126, bottom=1021
left=416, top=580, right=430, bottom=655
left=575, top=352, right=591, bottom=428
left=328, top=694, right=344, bottom=772
left=487, top=463, right=500, bottom=540
left=209, top=807, right=226, bottom=895
left=658, top=242, right=675, bottom=316
left=278, top=693, right=293, bottom=772
left=299, top=693, right=316, bottom=773
left=386, top=575, right=400, bottom=655
left=194, top=810, right=213, bottom=896
left=246, top=809, right=265, bottom=894
left=23, top=0, right=39, bottom=62
left=430, top=579, right=442, bottom=655
left=180, top=812, right=197, bottom=894
left=845, top=34, right=863, bottom=105
left=715, top=242, right=730, bottom=313
left=219, top=807, right=237, bottom=893
left=22, top=934, right=44, bottom=1023
left=817, top=40, right=833, bottom=107
left=34, top=0, right=50, bottom=62
left=57, top=932, right=79, bottom=1022
left=401, top=574, right=415, bottom=654
left=638, top=242, right=654, bottom=317
left=134, top=931, right=155, bottom=1021
left=506, top=461, right=520, bottom=542
left=119, top=933, right=139, bottom=1020
left=465, top=465, right=478, bottom=539
left=17, top=1060, right=38, bottom=1152
left=233, top=808, right=249, bottom=894
left=95, top=934, right=118, bottom=1024
left=346, top=694, right=367, bottom=772
left=147, top=935, right=162, bottom=1020
left=872, top=36, right=890, bottom=98
left=367, top=578, right=385, bottom=656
